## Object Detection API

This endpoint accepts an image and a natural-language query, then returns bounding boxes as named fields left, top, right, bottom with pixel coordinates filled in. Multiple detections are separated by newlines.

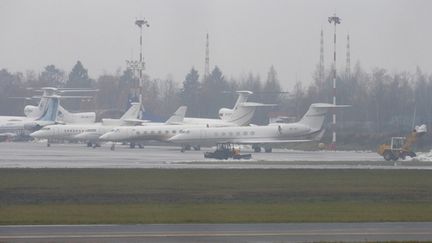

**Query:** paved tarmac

left=1, top=142, right=432, bottom=169
left=1, top=222, right=432, bottom=242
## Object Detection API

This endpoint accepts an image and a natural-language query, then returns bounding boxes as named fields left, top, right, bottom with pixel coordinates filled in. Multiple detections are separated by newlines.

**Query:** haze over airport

left=1, top=0, right=431, bottom=88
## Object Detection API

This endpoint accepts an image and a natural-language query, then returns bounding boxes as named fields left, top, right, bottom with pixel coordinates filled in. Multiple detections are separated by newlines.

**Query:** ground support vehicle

left=377, top=124, right=427, bottom=161
left=204, top=143, right=252, bottom=160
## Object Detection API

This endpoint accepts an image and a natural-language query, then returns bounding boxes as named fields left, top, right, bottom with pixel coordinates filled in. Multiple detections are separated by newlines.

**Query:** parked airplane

left=0, top=95, right=60, bottom=140
left=100, top=123, right=210, bottom=150
left=98, top=91, right=275, bottom=150
left=23, top=87, right=96, bottom=124
left=181, top=90, right=276, bottom=126
left=30, top=104, right=185, bottom=147
left=168, top=103, right=349, bottom=152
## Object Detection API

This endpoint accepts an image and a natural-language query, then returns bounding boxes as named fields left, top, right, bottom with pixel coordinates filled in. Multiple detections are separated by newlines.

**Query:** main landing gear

left=180, top=145, right=200, bottom=152
left=252, top=145, right=272, bottom=153
left=129, top=142, right=144, bottom=149
left=86, top=142, right=100, bottom=148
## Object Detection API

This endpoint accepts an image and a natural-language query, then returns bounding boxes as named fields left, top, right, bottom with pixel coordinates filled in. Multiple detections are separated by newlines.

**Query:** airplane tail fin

left=24, top=96, right=48, bottom=118
left=222, top=102, right=277, bottom=126
left=120, top=102, right=142, bottom=120
left=35, top=96, right=60, bottom=122
left=232, top=91, right=253, bottom=109
left=165, top=106, right=187, bottom=125
left=298, top=103, right=350, bottom=132
left=220, top=90, right=277, bottom=126
left=57, top=105, right=96, bottom=124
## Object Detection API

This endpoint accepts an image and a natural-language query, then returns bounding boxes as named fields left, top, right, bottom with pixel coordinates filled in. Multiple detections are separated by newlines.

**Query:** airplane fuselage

left=168, top=123, right=313, bottom=146
left=99, top=124, right=210, bottom=142
left=31, top=123, right=113, bottom=142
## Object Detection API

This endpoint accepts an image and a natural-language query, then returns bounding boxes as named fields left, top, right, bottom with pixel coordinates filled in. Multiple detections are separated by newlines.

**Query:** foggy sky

left=1, top=0, right=431, bottom=88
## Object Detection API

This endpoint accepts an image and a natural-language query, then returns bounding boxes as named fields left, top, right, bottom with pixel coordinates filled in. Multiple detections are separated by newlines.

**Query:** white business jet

left=30, top=104, right=185, bottom=148
left=168, top=103, right=349, bottom=152
left=181, top=90, right=275, bottom=126
left=98, top=91, right=275, bottom=150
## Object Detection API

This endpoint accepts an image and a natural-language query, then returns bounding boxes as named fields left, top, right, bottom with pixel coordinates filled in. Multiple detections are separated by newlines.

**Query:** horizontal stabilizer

left=236, top=90, right=253, bottom=95
left=310, top=103, right=351, bottom=108
left=239, top=102, right=277, bottom=107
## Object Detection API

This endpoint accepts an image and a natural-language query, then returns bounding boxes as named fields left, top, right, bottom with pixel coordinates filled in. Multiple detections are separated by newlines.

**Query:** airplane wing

left=122, top=119, right=152, bottom=124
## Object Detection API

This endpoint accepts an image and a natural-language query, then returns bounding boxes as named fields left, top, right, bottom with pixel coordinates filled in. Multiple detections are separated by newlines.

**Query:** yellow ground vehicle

left=377, top=125, right=427, bottom=161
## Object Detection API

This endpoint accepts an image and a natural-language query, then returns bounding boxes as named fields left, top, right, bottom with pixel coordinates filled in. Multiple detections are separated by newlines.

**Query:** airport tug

left=204, top=143, right=252, bottom=160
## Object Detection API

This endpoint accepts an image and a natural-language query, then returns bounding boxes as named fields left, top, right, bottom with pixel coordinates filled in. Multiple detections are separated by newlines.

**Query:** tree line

left=1, top=61, right=431, bottom=149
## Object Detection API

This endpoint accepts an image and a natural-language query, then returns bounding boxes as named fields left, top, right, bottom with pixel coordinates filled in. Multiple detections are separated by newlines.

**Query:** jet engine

left=218, top=108, right=233, bottom=119
left=276, top=123, right=311, bottom=136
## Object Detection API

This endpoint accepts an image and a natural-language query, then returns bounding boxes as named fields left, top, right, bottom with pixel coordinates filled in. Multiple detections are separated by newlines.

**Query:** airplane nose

left=99, top=133, right=110, bottom=141
left=74, top=133, right=88, bottom=140
left=168, top=134, right=182, bottom=143
left=29, top=131, right=42, bottom=138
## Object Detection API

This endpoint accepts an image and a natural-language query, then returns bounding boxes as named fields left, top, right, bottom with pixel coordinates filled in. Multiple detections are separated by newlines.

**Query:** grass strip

left=1, top=169, right=432, bottom=224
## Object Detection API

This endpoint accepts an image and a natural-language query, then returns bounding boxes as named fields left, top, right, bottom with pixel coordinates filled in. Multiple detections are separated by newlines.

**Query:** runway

left=1, top=142, right=432, bottom=169
left=1, top=222, right=432, bottom=242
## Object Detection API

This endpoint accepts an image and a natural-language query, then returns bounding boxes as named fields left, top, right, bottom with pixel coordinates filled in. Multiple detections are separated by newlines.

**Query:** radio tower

left=346, top=34, right=351, bottom=78
left=328, top=13, right=341, bottom=149
left=319, top=28, right=325, bottom=85
left=204, top=33, right=210, bottom=79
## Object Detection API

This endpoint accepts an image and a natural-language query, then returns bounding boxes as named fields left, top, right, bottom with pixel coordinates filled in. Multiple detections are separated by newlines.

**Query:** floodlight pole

left=128, top=18, right=149, bottom=104
left=328, top=13, right=341, bottom=149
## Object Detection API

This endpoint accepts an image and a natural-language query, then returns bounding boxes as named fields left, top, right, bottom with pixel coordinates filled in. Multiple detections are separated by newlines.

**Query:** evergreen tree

left=263, top=66, right=282, bottom=104
left=180, top=67, right=200, bottom=116
left=0, top=69, right=24, bottom=115
left=39, top=65, right=65, bottom=87
left=200, top=66, right=230, bottom=117
left=64, top=61, right=94, bottom=110
left=117, top=69, right=138, bottom=110
left=66, top=61, right=93, bottom=88
left=96, top=74, right=120, bottom=110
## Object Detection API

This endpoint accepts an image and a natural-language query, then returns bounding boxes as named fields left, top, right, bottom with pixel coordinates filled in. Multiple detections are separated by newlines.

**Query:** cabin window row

left=65, top=129, right=84, bottom=133
left=132, top=130, right=190, bottom=135
left=214, top=131, right=255, bottom=136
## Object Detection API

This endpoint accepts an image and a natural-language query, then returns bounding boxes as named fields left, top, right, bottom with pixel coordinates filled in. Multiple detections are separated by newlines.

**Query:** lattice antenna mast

left=328, top=13, right=341, bottom=148
left=126, top=18, right=149, bottom=104
left=319, top=28, right=325, bottom=84
left=346, top=34, right=351, bottom=78
left=204, top=33, right=210, bottom=79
